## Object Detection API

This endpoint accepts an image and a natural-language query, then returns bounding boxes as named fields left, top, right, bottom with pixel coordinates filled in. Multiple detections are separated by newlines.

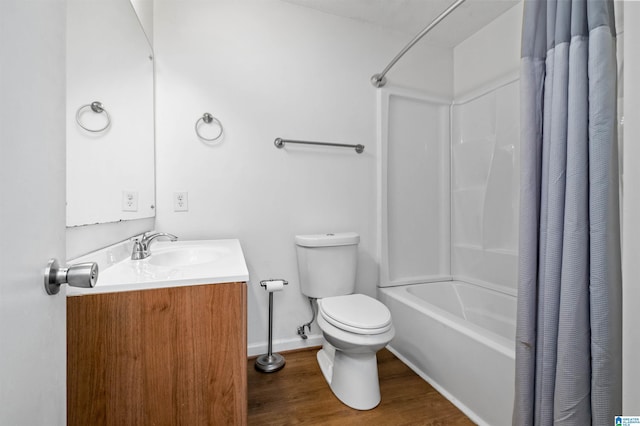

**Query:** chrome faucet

left=131, top=232, right=178, bottom=260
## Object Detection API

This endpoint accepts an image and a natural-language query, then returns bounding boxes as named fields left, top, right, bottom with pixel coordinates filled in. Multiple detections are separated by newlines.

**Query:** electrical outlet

left=122, top=191, right=138, bottom=212
left=174, top=192, right=188, bottom=212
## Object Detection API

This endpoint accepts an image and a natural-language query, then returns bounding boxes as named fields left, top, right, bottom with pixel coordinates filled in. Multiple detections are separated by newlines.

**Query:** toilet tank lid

left=295, top=232, right=360, bottom=247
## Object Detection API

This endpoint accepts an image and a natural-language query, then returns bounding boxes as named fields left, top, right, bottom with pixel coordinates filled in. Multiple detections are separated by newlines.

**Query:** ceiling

left=281, top=0, right=520, bottom=47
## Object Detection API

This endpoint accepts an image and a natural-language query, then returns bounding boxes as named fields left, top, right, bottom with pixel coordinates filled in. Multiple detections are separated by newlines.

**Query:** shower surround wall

left=153, top=0, right=453, bottom=355
left=451, top=81, right=519, bottom=293
left=452, top=3, right=522, bottom=293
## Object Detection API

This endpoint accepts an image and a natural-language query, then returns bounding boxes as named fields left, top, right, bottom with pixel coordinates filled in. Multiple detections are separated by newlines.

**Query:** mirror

left=66, top=0, right=154, bottom=227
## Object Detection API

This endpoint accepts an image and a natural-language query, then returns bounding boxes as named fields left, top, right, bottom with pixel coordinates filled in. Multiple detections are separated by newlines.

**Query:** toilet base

left=317, top=344, right=381, bottom=410
left=317, top=344, right=335, bottom=384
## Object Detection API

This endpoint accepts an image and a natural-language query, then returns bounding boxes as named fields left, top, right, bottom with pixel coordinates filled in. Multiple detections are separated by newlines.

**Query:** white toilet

left=295, top=232, right=395, bottom=410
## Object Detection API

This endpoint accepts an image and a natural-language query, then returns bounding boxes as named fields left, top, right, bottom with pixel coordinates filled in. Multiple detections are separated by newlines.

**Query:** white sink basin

left=148, top=246, right=225, bottom=267
left=67, top=239, right=249, bottom=296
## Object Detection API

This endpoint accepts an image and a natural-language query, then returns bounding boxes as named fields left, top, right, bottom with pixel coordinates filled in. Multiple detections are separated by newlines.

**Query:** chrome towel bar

left=274, top=138, right=364, bottom=154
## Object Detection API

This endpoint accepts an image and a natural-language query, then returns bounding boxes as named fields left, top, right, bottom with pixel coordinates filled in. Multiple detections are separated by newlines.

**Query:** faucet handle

left=131, top=239, right=145, bottom=260
left=139, top=232, right=157, bottom=247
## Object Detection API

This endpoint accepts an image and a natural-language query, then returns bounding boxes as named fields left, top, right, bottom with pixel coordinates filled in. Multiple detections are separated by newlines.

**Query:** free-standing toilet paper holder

left=255, top=279, right=288, bottom=373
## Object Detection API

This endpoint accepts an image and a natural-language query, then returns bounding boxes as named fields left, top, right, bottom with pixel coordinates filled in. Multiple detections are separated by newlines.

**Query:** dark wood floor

left=248, top=348, right=474, bottom=425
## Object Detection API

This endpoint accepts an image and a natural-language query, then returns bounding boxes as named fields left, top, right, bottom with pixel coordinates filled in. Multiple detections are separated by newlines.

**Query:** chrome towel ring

left=76, top=101, right=111, bottom=133
left=195, top=112, right=223, bottom=141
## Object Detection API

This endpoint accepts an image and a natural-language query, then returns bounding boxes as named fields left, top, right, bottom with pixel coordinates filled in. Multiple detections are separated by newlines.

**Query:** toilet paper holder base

left=255, top=279, right=288, bottom=373
left=255, top=352, right=285, bottom=373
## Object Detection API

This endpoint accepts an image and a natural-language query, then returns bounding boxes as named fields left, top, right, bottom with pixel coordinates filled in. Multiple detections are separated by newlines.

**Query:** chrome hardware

left=370, top=0, right=467, bottom=87
left=195, top=112, right=224, bottom=142
left=297, top=326, right=308, bottom=339
left=371, top=74, right=387, bottom=88
left=274, top=138, right=364, bottom=154
left=131, top=232, right=178, bottom=260
left=259, top=279, right=288, bottom=289
left=75, top=101, right=111, bottom=132
left=255, top=279, right=288, bottom=373
left=44, top=258, right=98, bottom=295
left=297, top=297, right=317, bottom=340
left=130, top=239, right=145, bottom=260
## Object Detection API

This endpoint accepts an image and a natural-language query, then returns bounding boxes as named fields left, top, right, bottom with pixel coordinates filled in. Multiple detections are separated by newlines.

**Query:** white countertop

left=67, top=239, right=249, bottom=296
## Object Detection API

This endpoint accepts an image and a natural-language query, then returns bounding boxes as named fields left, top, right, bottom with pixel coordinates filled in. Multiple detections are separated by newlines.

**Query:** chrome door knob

left=44, top=258, right=98, bottom=295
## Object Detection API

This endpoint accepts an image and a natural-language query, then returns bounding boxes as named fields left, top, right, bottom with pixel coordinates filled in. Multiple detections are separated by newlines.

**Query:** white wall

left=622, top=1, right=640, bottom=414
left=153, top=0, right=452, bottom=354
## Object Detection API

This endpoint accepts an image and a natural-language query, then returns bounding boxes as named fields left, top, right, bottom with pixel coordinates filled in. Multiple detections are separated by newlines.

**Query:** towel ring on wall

left=195, top=113, right=224, bottom=141
left=76, top=101, right=111, bottom=133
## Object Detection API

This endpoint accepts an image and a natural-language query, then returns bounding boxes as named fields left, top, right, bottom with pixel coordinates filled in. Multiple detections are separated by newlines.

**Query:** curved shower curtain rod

left=371, top=0, right=467, bottom=88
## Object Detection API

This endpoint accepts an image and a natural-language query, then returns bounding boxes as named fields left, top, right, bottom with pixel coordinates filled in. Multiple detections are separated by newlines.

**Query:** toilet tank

left=295, top=232, right=360, bottom=298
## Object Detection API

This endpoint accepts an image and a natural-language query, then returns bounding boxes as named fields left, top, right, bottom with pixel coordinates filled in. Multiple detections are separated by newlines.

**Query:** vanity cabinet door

left=67, top=282, right=247, bottom=426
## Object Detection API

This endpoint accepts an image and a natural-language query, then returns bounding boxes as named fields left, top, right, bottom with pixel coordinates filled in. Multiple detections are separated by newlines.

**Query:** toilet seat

left=319, top=294, right=392, bottom=335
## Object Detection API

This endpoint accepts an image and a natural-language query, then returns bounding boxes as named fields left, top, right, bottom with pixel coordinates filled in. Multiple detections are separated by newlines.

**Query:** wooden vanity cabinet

left=67, top=282, right=247, bottom=426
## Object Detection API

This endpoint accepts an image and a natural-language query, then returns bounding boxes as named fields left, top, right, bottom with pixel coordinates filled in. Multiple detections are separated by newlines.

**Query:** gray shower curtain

left=514, top=0, right=621, bottom=425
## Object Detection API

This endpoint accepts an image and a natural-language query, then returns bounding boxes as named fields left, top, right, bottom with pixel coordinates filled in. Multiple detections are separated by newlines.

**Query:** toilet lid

left=319, top=294, right=392, bottom=335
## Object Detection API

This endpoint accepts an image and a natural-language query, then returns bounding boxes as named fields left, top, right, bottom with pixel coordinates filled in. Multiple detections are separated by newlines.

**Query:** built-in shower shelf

left=452, top=244, right=517, bottom=257
left=452, top=243, right=483, bottom=250
left=452, top=186, right=487, bottom=192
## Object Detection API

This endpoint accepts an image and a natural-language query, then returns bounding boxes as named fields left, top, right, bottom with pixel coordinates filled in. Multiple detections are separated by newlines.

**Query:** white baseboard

left=248, top=334, right=323, bottom=357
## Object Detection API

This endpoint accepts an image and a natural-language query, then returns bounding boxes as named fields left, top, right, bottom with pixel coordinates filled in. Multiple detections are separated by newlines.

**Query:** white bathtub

left=378, top=281, right=515, bottom=426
